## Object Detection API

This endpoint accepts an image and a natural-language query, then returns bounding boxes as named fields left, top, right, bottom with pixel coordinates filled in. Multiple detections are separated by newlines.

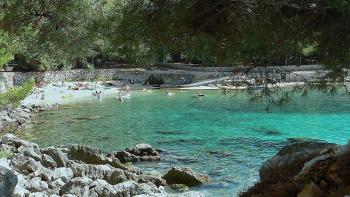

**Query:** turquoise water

left=21, top=90, right=350, bottom=196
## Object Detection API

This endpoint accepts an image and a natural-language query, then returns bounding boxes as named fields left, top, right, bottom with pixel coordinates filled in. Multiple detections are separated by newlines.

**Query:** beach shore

left=21, top=81, right=306, bottom=107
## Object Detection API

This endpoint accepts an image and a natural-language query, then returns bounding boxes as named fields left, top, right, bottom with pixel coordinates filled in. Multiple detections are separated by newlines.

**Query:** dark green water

left=21, top=90, right=350, bottom=196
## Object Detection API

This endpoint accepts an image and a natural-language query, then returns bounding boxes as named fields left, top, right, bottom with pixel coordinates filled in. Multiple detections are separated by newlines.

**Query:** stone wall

left=0, top=72, right=14, bottom=92
left=0, top=65, right=330, bottom=93
left=285, top=70, right=328, bottom=82
left=0, top=68, right=224, bottom=92
left=158, top=63, right=325, bottom=72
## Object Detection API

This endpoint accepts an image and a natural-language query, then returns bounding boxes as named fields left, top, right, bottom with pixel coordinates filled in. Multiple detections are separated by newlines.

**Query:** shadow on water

left=251, top=126, right=283, bottom=136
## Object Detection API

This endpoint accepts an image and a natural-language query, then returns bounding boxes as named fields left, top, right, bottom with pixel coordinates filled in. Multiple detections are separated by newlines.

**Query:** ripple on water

left=156, top=130, right=189, bottom=135
left=218, top=136, right=285, bottom=149
left=156, top=138, right=203, bottom=145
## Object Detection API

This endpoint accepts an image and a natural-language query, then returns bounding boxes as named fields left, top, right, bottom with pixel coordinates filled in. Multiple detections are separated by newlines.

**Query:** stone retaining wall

left=158, top=63, right=325, bottom=72
left=0, top=65, right=329, bottom=93
left=0, top=68, right=224, bottom=93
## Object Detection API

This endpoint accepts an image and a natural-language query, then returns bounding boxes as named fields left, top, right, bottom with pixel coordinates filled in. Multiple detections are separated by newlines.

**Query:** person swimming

left=116, top=90, right=131, bottom=102
left=126, top=85, right=130, bottom=92
left=197, top=91, right=206, bottom=97
left=95, top=90, right=102, bottom=100
left=164, top=90, right=174, bottom=96
left=116, top=90, right=123, bottom=102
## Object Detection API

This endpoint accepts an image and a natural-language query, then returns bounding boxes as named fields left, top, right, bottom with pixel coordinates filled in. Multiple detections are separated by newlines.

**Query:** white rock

left=0, top=158, right=10, bottom=170
left=25, top=178, right=49, bottom=192
left=28, top=192, right=49, bottom=197
left=51, top=167, right=73, bottom=183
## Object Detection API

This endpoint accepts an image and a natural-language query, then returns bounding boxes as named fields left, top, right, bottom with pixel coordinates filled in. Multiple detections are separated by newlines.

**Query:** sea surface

left=21, top=89, right=350, bottom=196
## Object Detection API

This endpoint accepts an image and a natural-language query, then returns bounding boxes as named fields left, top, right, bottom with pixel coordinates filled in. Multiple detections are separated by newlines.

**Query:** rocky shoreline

left=0, top=104, right=58, bottom=133
left=0, top=134, right=209, bottom=197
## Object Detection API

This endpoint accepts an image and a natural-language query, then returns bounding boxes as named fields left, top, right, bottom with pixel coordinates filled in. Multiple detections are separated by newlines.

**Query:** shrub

left=0, top=149, right=12, bottom=159
left=0, top=77, right=35, bottom=108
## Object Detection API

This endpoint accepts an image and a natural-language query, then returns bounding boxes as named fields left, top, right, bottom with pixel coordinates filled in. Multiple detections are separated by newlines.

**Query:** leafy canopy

left=0, top=0, right=349, bottom=72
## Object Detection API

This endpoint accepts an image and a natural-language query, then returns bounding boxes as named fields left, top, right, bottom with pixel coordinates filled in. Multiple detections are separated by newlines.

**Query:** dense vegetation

left=0, top=78, right=35, bottom=108
left=0, top=0, right=349, bottom=72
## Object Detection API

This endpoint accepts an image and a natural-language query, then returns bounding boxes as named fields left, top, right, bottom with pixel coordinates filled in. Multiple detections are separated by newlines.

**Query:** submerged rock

left=108, top=143, right=161, bottom=163
left=163, top=167, right=210, bottom=186
left=169, top=184, right=190, bottom=192
left=206, top=150, right=232, bottom=157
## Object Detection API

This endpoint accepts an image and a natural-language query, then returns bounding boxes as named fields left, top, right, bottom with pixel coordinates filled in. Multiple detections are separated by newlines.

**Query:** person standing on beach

left=12, top=75, right=16, bottom=86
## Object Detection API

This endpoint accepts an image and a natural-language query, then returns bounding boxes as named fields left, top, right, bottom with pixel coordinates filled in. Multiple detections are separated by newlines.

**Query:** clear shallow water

left=21, top=90, right=350, bottom=196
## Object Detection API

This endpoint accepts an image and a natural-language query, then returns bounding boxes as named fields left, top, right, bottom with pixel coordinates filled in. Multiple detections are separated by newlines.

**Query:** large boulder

left=2, top=133, right=28, bottom=148
left=89, top=180, right=164, bottom=197
left=48, top=178, right=65, bottom=195
left=108, top=144, right=161, bottom=163
left=41, top=147, right=69, bottom=167
left=0, top=165, right=18, bottom=196
left=68, top=145, right=134, bottom=173
left=68, top=145, right=104, bottom=164
left=70, top=163, right=137, bottom=185
left=24, top=177, right=49, bottom=193
left=41, top=154, right=57, bottom=169
left=259, top=140, right=339, bottom=182
left=60, top=178, right=161, bottom=197
left=17, top=142, right=41, bottom=162
left=13, top=173, right=30, bottom=197
left=2, top=134, right=41, bottom=161
left=163, top=167, right=210, bottom=187
left=51, top=167, right=74, bottom=183
left=137, top=174, right=167, bottom=187
left=11, top=154, right=41, bottom=175
left=60, top=176, right=93, bottom=196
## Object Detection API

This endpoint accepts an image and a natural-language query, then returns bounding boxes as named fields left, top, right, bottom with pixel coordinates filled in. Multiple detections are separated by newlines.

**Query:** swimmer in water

left=116, top=90, right=123, bottom=102
left=95, top=90, right=102, bottom=100
left=125, top=84, right=130, bottom=92
left=197, top=91, right=206, bottom=97
left=164, top=90, right=174, bottom=96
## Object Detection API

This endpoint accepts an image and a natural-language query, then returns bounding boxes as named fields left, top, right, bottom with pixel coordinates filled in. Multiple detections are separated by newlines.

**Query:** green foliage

left=0, top=78, right=35, bottom=108
left=0, top=0, right=349, bottom=72
left=0, top=149, right=12, bottom=159
left=0, top=31, right=15, bottom=68
left=0, top=0, right=110, bottom=70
